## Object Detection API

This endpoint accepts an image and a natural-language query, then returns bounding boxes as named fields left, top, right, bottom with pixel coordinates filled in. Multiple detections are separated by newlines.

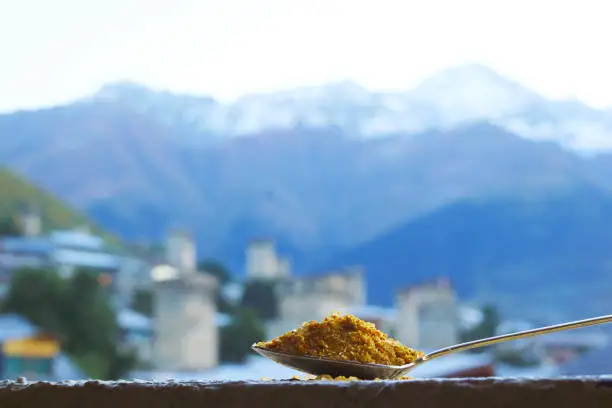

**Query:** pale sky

left=1, top=0, right=611, bottom=112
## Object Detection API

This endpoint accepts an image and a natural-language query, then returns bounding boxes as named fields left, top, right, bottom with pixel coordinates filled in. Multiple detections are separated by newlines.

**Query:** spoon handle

left=422, top=314, right=612, bottom=362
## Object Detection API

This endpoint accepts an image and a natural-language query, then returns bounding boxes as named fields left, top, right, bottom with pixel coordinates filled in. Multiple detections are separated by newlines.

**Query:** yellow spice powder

left=256, top=312, right=423, bottom=366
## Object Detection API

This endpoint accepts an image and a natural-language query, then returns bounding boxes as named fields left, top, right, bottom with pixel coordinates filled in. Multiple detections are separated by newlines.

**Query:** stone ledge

left=0, top=377, right=610, bottom=408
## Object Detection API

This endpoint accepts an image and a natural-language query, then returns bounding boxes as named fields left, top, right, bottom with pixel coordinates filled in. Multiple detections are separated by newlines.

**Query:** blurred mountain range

left=322, top=185, right=612, bottom=319
left=89, top=64, right=612, bottom=151
left=2, top=64, right=612, bottom=316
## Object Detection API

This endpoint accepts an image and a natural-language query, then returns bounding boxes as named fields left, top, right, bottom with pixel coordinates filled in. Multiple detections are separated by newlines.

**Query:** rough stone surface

left=0, top=377, right=610, bottom=408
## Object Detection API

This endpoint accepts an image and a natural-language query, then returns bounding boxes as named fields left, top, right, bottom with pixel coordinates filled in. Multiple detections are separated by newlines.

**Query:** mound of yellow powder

left=256, top=312, right=423, bottom=366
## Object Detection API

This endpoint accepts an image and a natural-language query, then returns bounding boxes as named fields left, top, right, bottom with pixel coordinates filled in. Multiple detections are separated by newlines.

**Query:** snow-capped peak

left=93, top=81, right=155, bottom=102
left=408, top=63, right=541, bottom=121
left=84, top=64, right=612, bottom=151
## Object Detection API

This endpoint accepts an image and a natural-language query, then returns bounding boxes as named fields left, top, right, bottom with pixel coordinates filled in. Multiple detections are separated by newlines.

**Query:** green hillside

left=0, top=167, right=105, bottom=236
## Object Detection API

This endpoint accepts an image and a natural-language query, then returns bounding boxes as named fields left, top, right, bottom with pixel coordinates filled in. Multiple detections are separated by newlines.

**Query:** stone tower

left=165, top=229, right=196, bottom=272
left=245, top=239, right=290, bottom=280
left=152, top=271, right=218, bottom=371
left=344, top=266, right=366, bottom=307
left=395, top=277, right=459, bottom=350
left=152, top=231, right=218, bottom=371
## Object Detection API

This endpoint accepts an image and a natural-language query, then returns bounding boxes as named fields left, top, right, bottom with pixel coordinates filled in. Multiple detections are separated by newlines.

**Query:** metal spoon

left=252, top=314, right=612, bottom=380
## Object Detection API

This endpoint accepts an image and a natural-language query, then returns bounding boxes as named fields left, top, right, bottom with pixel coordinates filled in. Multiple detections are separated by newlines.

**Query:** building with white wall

left=245, top=239, right=290, bottom=280
left=152, top=270, right=218, bottom=371
left=395, top=277, right=459, bottom=350
left=165, top=230, right=197, bottom=272
left=266, top=266, right=366, bottom=338
left=151, top=230, right=219, bottom=371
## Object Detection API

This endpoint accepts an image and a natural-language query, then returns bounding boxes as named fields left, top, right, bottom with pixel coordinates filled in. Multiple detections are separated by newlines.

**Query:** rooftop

left=52, top=249, right=120, bottom=269
left=0, top=313, right=85, bottom=380
left=0, top=229, right=122, bottom=270
left=0, top=313, right=37, bottom=341
left=0, top=237, right=54, bottom=254
left=118, top=309, right=152, bottom=332
left=49, top=230, right=105, bottom=250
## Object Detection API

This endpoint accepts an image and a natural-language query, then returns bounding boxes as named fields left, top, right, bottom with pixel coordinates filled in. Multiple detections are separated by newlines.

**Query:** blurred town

left=2, top=0, right=612, bottom=384
left=0, top=203, right=608, bottom=381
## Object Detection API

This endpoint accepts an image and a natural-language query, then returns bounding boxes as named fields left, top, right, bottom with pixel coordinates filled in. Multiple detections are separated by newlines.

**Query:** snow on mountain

left=90, top=64, right=612, bottom=151
left=406, top=64, right=541, bottom=121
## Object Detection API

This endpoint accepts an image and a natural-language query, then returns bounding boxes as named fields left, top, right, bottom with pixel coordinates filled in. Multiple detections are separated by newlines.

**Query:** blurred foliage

left=216, top=292, right=235, bottom=315
left=240, top=280, right=279, bottom=321
left=198, top=260, right=235, bottom=313
left=220, top=308, right=265, bottom=363
left=198, top=260, right=232, bottom=285
left=459, top=304, right=500, bottom=349
left=0, top=215, right=21, bottom=236
left=1, top=267, right=137, bottom=379
left=131, top=288, right=154, bottom=317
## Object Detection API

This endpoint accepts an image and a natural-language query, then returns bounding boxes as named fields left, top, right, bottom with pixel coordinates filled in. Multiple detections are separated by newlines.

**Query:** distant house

left=245, top=239, right=291, bottom=280
left=0, top=229, right=120, bottom=276
left=395, top=277, right=460, bottom=350
left=0, top=228, right=152, bottom=307
left=151, top=230, right=219, bottom=372
left=0, top=314, right=85, bottom=380
left=267, top=266, right=366, bottom=339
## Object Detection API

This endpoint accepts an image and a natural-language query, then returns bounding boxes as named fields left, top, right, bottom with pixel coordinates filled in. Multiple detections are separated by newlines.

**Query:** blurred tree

left=197, top=260, right=232, bottom=285
left=240, top=280, right=279, bottom=320
left=216, top=291, right=235, bottom=315
left=131, top=288, right=154, bottom=317
left=198, top=260, right=235, bottom=314
left=2, top=267, right=67, bottom=336
left=62, top=270, right=118, bottom=354
left=220, top=308, right=266, bottom=363
left=459, top=304, right=500, bottom=347
left=1, top=267, right=137, bottom=379
left=105, top=346, right=138, bottom=380
left=0, top=216, right=21, bottom=236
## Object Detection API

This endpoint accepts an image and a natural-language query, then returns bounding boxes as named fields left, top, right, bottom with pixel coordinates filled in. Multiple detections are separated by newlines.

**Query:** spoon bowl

left=252, top=345, right=415, bottom=379
left=252, top=313, right=612, bottom=380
